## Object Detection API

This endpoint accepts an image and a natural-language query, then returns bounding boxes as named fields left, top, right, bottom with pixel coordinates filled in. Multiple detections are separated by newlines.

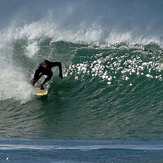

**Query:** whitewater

left=0, top=0, right=163, bottom=162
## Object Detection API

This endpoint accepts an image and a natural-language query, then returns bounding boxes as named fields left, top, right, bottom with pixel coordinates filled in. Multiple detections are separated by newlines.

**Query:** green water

left=0, top=40, right=162, bottom=140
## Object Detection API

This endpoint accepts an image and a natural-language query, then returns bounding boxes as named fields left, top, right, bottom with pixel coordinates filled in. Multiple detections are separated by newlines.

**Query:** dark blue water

left=0, top=0, right=163, bottom=162
left=0, top=140, right=163, bottom=163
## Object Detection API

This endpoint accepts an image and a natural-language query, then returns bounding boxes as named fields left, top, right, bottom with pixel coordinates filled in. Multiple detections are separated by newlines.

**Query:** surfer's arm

left=50, top=62, right=63, bottom=79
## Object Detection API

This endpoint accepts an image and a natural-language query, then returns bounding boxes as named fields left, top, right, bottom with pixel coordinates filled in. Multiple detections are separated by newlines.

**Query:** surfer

left=31, top=60, right=63, bottom=89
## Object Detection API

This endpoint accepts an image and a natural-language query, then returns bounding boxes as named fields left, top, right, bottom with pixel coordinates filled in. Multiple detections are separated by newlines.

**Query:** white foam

left=0, top=59, right=34, bottom=103
left=0, top=28, right=35, bottom=103
left=26, top=40, right=39, bottom=58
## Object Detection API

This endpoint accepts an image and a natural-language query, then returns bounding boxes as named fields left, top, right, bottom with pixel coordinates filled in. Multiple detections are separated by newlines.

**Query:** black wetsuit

left=32, top=61, right=63, bottom=89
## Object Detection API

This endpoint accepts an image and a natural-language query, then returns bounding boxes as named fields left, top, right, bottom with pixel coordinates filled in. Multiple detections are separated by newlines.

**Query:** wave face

left=0, top=0, right=162, bottom=140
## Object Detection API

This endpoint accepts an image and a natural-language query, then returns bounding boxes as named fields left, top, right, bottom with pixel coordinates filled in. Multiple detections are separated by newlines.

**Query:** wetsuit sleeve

left=49, top=62, right=63, bottom=78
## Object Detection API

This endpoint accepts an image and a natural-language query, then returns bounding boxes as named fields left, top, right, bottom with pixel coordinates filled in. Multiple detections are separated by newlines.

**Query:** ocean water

left=0, top=0, right=163, bottom=162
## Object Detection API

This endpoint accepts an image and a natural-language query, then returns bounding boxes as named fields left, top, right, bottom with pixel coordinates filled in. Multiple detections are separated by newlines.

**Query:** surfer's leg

left=40, top=70, right=53, bottom=89
left=31, top=68, right=43, bottom=85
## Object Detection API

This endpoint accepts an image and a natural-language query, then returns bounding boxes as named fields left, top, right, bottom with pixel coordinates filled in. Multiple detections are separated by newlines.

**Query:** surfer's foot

left=31, top=79, right=36, bottom=86
left=40, top=85, right=44, bottom=90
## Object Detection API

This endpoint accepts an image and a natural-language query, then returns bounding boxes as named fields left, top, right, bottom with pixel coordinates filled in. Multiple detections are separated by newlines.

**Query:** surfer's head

left=44, top=60, right=50, bottom=64
left=43, top=60, right=49, bottom=68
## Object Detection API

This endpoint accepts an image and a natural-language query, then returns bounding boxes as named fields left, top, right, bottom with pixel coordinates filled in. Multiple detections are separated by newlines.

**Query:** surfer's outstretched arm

left=50, top=62, right=63, bottom=79
left=57, top=62, right=63, bottom=79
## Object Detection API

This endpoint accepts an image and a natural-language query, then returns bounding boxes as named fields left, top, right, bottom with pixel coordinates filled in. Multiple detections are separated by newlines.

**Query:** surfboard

left=33, top=83, right=48, bottom=96
left=33, top=87, right=48, bottom=96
